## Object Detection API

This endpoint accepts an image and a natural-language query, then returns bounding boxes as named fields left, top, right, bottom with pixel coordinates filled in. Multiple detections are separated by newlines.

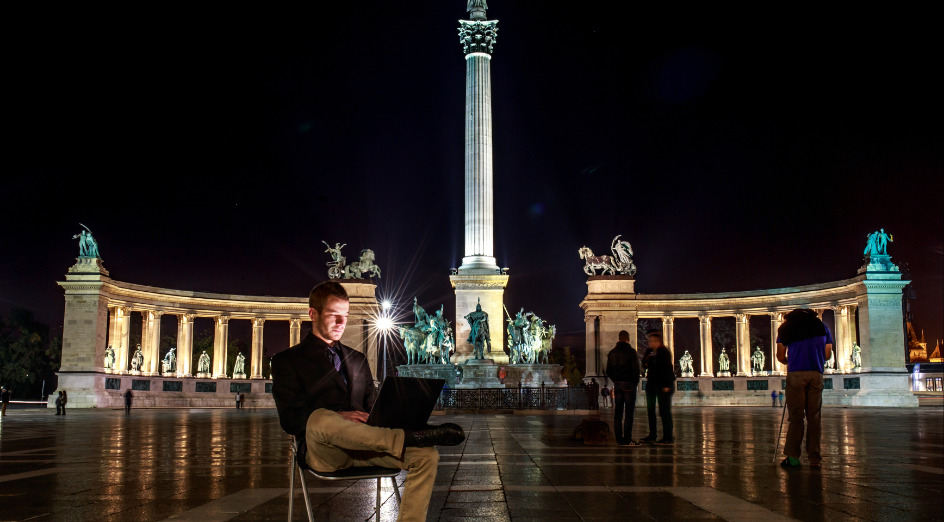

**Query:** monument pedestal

left=450, top=272, right=509, bottom=365
left=503, top=364, right=564, bottom=387
left=455, top=359, right=504, bottom=388
left=233, top=373, right=247, bottom=380
left=396, top=364, right=460, bottom=386
left=717, top=372, right=731, bottom=377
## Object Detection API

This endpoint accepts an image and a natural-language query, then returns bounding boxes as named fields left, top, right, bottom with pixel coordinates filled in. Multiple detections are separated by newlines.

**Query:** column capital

left=699, top=315, right=712, bottom=324
left=252, top=317, right=265, bottom=328
left=458, top=19, right=498, bottom=55
left=179, top=313, right=195, bottom=322
left=290, top=317, right=302, bottom=327
left=148, top=310, right=164, bottom=320
left=216, top=316, right=230, bottom=326
left=662, top=316, right=675, bottom=324
left=734, top=313, right=749, bottom=322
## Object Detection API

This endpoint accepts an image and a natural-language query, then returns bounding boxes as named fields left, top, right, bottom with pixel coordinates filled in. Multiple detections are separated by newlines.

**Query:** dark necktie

left=328, top=346, right=348, bottom=385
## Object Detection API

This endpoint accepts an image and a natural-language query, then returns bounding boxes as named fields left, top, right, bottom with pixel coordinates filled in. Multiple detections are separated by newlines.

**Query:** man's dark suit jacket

left=272, top=332, right=376, bottom=438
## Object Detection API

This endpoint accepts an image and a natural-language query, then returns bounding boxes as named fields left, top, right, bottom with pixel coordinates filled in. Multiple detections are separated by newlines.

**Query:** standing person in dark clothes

left=55, top=391, right=63, bottom=415
left=641, top=331, right=675, bottom=444
left=777, top=308, right=832, bottom=470
left=1, top=387, right=10, bottom=416
left=589, top=378, right=600, bottom=409
left=605, top=331, right=641, bottom=446
left=124, top=389, right=133, bottom=414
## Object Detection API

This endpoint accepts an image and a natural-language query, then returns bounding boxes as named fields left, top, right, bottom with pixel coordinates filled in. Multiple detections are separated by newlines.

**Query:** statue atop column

left=162, top=347, right=177, bottom=375
left=72, top=224, right=101, bottom=259
left=322, top=241, right=381, bottom=279
left=323, top=241, right=347, bottom=279
left=578, top=235, right=637, bottom=276
left=197, top=350, right=212, bottom=376
left=679, top=350, right=694, bottom=377
left=750, top=346, right=766, bottom=375
left=233, top=352, right=247, bottom=378
left=861, top=228, right=899, bottom=272
left=465, top=299, right=491, bottom=360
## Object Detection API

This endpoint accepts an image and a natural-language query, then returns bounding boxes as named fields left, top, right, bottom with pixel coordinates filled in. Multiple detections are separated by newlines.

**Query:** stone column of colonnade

left=213, top=316, right=230, bottom=378
left=584, top=315, right=599, bottom=377
left=176, top=314, right=195, bottom=377
left=662, top=316, right=675, bottom=361
left=250, top=318, right=264, bottom=379
left=770, top=312, right=785, bottom=374
left=833, top=305, right=857, bottom=373
left=106, top=306, right=131, bottom=372
left=735, top=314, right=751, bottom=376
left=289, top=318, right=302, bottom=347
left=141, top=310, right=162, bottom=376
left=699, top=316, right=714, bottom=376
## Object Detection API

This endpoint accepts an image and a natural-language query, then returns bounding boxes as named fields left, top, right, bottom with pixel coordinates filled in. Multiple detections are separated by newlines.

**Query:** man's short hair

left=646, top=330, right=662, bottom=339
left=309, top=281, right=349, bottom=311
left=618, top=330, right=630, bottom=341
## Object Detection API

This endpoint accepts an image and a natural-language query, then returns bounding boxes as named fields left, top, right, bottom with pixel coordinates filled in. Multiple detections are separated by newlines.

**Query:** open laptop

left=366, top=377, right=445, bottom=430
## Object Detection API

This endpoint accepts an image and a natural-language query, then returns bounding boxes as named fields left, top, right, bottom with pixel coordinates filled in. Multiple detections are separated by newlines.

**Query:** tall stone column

left=176, top=313, right=194, bottom=377
left=139, top=312, right=150, bottom=371
left=116, top=306, right=130, bottom=373
left=450, top=5, right=509, bottom=364
left=833, top=306, right=848, bottom=373
left=108, top=306, right=119, bottom=357
left=144, top=310, right=163, bottom=376
left=770, top=312, right=785, bottom=375
left=289, top=318, right=302, bottom=347
left=699, top=316, right=713, bottom=377
left=735, top=314, right=751, bottom=376
left=662, top=316, right=675, bottom=361
left=213, top=316, right=230, bottom=378
left=56, top=256, right=110, bottom=408
left=585, top=315, right=599, bottom=377
left=250, top=318, right=265, bottom=379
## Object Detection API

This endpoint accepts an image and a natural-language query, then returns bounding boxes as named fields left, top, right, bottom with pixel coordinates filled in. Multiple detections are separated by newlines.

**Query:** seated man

left=273, top=282, right=464, bottom=522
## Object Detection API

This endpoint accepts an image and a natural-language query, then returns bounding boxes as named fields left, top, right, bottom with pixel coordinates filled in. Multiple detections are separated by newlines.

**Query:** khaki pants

left=784, top=371, right=823, bottom=465
left=305, top=409, right=439, bottom=522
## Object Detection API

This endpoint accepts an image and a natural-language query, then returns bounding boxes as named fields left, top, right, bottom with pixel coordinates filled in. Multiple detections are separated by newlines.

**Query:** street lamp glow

left=376, top=316, right=394, bottom=332
left=381, top=300, right=393, bottom=311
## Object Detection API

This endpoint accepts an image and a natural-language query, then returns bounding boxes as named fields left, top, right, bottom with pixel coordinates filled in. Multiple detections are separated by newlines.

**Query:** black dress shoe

left=406, top=423, right=465, bottom=447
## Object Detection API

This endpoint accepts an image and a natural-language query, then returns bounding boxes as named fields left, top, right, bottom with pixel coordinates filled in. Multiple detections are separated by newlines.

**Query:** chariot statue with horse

left=578, top=234, right=637, bottom=276
left=322, top=240, right=381, bottom=279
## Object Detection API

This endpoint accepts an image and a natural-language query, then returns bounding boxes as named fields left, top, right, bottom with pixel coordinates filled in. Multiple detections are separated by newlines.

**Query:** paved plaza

left=0, top=406, right=941, bottom=521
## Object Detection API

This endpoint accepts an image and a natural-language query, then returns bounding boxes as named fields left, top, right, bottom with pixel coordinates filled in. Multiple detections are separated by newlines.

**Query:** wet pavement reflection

left=0, top=406, right=941, bottom=521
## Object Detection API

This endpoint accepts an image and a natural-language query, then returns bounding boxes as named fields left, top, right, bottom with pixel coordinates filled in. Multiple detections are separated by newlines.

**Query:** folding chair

left=289, top=437, right=401, bottom=521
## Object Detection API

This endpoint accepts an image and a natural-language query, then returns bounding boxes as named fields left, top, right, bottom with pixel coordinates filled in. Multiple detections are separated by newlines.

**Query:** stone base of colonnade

left=642, top=374, right=918, bottom=407
left=48, top=372, right=275, bottom=409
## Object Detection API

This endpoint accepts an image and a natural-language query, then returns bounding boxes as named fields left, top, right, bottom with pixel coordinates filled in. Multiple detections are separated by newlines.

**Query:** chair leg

left=375, top=477, right=382, bottom=522
left=297, top=465, right=314, bottom=522
left=288, top=458, right=295, bottom=522
left=391, top=476, right=401, bottom=504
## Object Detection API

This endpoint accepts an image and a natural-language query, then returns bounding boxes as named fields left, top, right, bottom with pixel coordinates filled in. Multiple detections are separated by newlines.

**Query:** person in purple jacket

left=776, top=309, right=833, bottom=470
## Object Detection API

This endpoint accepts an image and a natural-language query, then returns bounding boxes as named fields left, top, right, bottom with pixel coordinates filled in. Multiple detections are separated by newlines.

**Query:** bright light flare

left=382, top=300, right=393, bottom=311
left=376, top=315, right=394, bottom=332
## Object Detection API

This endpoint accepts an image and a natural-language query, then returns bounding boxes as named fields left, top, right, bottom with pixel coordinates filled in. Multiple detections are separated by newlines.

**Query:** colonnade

left=105, top=306, right=310, bottom=379
left=584, top=306, right=859, bottom=378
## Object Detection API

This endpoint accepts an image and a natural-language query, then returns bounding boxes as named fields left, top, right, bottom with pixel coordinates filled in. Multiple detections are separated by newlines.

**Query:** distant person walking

left=771, top=390, right=778, bottom=407
left=61, top=390, right=68, bottom=414
left=641, top=331, right=675, bottom=445
left=589, top=378, right=600, bottom=410
left=777, top=308, right=833, bottom=470
left=124, top=389, right=133, bottom=414
left=779, top=390, right=785, bottom=407
left=55, top=391, right=63, bottom=415
left=601, top=384, right=612, bottom=408
left=235, top=392, right=243, bottom=409
left=605, top=331, right=641, bottom=446
left=1, top=386, right=10, bottom=416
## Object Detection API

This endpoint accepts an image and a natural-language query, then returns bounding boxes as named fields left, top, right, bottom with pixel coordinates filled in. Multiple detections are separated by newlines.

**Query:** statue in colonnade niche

left=130, top=345, right=144, bottom=372
left=751, top=346, right=766, bottom=374
left=718, top=348, right=731, bottom=374
left=851, top=343, right=862, bottom=369
left=162, top=347, right=177, bottom=375
left=824, top=348, right=835, bottom=372
left=72, top=223, right=101, bottom=259
left=679, top=350, right=694, bottom=377
left=233, top=352, right=247, bottom=377
left=104, top=345, right=116, bottom=371
left=197, top=350, right=212, bottom=374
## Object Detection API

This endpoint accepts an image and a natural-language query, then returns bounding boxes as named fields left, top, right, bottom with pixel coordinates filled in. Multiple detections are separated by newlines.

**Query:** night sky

left=4, top=3, right=942, bottom=355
